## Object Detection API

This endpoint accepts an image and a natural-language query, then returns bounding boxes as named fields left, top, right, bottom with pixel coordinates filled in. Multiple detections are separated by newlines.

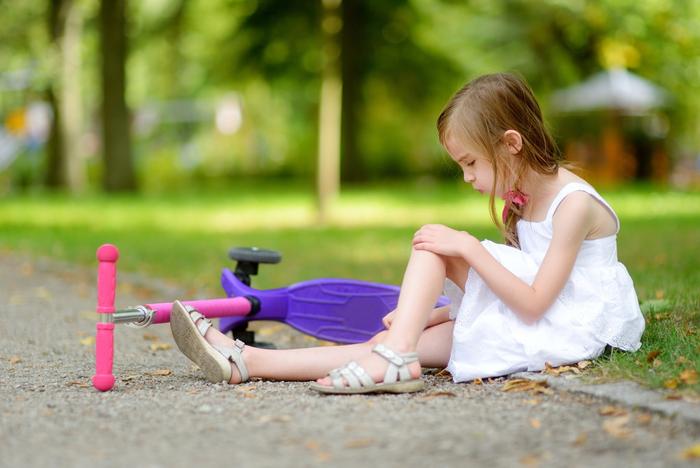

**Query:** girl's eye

left=466, top=160, right=475, bottom=167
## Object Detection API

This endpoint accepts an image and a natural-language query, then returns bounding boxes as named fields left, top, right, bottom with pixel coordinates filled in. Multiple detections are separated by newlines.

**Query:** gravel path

left=1, top=251, right=698, bottom=467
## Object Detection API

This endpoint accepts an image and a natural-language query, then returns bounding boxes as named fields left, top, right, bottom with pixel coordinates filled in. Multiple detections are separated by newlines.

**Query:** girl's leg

left=315, top=248, right=467, bottom=385
left=199, top=319, right=454, bottom=383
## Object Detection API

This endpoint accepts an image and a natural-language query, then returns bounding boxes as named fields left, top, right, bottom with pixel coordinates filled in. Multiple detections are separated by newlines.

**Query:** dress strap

left=544, top=182, right=620, bottom=233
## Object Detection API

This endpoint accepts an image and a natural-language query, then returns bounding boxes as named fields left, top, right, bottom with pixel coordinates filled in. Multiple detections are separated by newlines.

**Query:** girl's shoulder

left=549, top=174, right=619, bottom=239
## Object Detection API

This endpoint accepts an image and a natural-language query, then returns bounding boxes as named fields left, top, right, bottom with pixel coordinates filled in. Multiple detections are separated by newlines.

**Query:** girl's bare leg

left=313, top=248, right=466, bottom=385
left=199, top=319, right=455, bottom=383
left=197, top=248, right=465, bottom=384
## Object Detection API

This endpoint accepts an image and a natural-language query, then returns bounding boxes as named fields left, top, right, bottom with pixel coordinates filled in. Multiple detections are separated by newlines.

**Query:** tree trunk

left=100, top=0, right=136, bottom=191
left=45, top=0, right=84, bottom=191
left=340, top=0, right=366, bottom=182
left=316, top=0, right=343, bottom=222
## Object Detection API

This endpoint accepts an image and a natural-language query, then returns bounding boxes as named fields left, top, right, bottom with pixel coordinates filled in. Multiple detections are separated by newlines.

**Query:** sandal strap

left=372, top=344, right=418, bottom=384
left=330, top=361, right=375, bottom=389
left=183, top=307, right=213, bottom=337
left=213, top=339, right=249, bottom=382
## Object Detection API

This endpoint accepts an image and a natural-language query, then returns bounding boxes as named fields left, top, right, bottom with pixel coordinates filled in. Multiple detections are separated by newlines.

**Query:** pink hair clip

left=501, top=190, right=529, bottom=224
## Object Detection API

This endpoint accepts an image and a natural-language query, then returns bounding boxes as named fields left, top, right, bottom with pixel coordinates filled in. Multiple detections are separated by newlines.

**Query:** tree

left=45, top=0, right=85, bottom=192
left=100, top=0, right=135, bottom=191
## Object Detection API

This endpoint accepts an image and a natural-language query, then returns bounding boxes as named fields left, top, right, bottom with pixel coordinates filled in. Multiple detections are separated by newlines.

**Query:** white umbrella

left=551, top=68, right=669, bottom=114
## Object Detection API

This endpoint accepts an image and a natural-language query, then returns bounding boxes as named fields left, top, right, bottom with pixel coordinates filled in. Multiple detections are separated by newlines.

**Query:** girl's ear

left=502, top=130, right=523, bottom=155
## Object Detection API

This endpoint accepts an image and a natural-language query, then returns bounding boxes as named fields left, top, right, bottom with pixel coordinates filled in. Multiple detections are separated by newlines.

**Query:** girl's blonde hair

left=437, top=73, right=562, bottom=247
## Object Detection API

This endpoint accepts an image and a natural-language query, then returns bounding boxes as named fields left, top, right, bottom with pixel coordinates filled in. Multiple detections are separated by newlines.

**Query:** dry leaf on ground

left=142, top=333, right=159, bottom=341
left=149, top=342, right=172, bottom=352
left=146, top=368, right=172, bottom=376
left=577, top=360, right=591, bottom=369
left=598, top=405, right=628, bottom=417
left=519, top=453, right=541, bottom=466
left=66, top=380, right=89, bottom=388
left=646, top=350, right=661, bottom=363
left=681, top=443, right=700, bottom=460
left=543, top=362, right=580, bottom=375
left=344, top=438, right=374, bottom=449
left=416, top=391, right=457, bottom=401
left=572, top=432, right=588, bottom=447
left=9, top=356, right=22, bottom=364
left=602, top=415, right=632, bottom=439
left=679, top=369, right=698, bottom=385
left=664, top=378, right=679, bottom=389
left=79, top=336, right=95, bottom=346
left=502, top=379, right=553, bottom=395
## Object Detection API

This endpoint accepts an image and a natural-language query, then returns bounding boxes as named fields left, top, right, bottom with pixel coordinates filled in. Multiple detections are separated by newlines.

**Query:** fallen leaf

left=79, top=336, right=95, bottom=346
left=679, top=369, right=699, bottom=385
left=305, top=441, right=320, bottom=451
left=652, top=358, right=663, bottom=368
left=646, top=350, right=661, bottom=363
left=523, top=398, right=540, bottom=406
left=599, top=405, right=628, bottom=417
left=9, top=356, right=21, bottom=364
left=602, top=415, right=632, bottom=439
left=142, top=333, right=159, bottom=341
left=636, top=413, right=652, bottom=425
left=236, top=385, right=256, bottom=392
left=681, top=443, right=700, bottom=460
left=147, top=369, right=172, bottom=376
left=543, top=362, right=580, bottom=375
left=520, top=453, right=541, bottom=466
left=502, top=379, right=553, bottom=395
left=665, top=393, right=683, bottom=400
left=416, top=391, right=457, bottom=401
left=664, top=378, right=679, bottom=389
left=149, top=342, right=172, bottom=352
left=572, top=432, right=588, bottom=447
left=258, top=414, right=291, bottom=423
left=66, top=380, right=89, bottom=388
left=344, top=438, right=374, bottom=448
left=473, top=378, right=484, bottom=385
left=530, top=418, right=541, bottom=429
left=577, top=360, right=591, bottom=369
left=435, top=368, right=451, bottom=378
left=242, top=392, right=256, bottom=399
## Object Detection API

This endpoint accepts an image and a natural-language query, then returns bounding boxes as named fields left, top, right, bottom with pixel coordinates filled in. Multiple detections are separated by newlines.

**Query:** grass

left=1, top=179, right=698, bottom=393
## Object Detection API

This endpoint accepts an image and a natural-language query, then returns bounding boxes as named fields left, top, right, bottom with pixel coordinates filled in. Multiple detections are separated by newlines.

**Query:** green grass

left=1, top=180, right=698, bottom=393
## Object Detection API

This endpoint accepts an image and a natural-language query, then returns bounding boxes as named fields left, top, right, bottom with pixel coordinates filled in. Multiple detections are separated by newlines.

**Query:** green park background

left=0, top=0, right=698, bottom=392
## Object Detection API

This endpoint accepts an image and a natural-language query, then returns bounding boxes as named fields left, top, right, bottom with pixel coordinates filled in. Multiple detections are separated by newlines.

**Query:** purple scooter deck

left=219, top=269, right=449, bottom=344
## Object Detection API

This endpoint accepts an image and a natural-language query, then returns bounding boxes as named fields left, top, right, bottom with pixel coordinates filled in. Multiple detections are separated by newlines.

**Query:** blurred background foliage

left=0, top=0, right=699, bottom=194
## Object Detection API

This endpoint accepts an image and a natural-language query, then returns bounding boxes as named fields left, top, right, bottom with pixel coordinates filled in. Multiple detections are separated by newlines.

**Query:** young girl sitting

left=169, top=72, right=645, bottom=394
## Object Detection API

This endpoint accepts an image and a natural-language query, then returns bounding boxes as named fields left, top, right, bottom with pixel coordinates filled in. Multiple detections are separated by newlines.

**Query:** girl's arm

left=413, top=192, right=596, bottom=324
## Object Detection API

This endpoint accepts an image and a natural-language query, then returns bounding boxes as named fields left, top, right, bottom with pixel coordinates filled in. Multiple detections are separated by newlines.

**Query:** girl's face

left=445, top=134, right=501, bottom=196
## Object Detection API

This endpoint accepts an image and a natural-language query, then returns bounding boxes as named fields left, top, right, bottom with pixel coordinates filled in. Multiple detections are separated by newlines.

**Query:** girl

left=169, top=72, right=645, bottom=394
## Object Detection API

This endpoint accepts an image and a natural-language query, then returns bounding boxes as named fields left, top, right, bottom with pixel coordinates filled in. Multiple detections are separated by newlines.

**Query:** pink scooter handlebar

left=92, top=244, right=253, bottom=392
left=93, top=244, right=118, bottom=391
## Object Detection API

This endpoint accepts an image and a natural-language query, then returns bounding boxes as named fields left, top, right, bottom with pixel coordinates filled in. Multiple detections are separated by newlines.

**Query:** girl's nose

left=464, top=171, right=475, bottom=183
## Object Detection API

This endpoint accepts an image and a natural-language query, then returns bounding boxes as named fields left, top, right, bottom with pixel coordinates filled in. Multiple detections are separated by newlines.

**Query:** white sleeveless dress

left=444, top=182, right=645, bottom=382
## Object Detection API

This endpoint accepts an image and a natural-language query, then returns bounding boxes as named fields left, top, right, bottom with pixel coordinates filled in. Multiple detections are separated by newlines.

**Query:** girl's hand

left=412, top=224, right=478, bottom=258
left=382, top=310, right=396, bottom=329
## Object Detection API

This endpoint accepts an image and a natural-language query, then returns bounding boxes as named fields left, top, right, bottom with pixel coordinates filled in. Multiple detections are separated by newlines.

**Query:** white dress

left=445, top=182, right=645, bottom=382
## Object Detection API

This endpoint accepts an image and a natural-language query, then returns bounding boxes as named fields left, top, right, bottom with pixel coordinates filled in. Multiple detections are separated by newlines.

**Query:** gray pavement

left=1, top=251, right=699, bottom=468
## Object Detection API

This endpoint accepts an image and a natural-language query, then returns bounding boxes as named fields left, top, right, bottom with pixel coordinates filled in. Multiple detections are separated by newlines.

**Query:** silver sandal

left=310, top=344, right=424, bottom=394
left=170, top=300, right=249, bottom=384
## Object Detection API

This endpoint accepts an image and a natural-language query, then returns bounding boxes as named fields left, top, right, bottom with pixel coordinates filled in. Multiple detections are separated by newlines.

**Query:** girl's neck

left=517, top=169, right=561, bottom=218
